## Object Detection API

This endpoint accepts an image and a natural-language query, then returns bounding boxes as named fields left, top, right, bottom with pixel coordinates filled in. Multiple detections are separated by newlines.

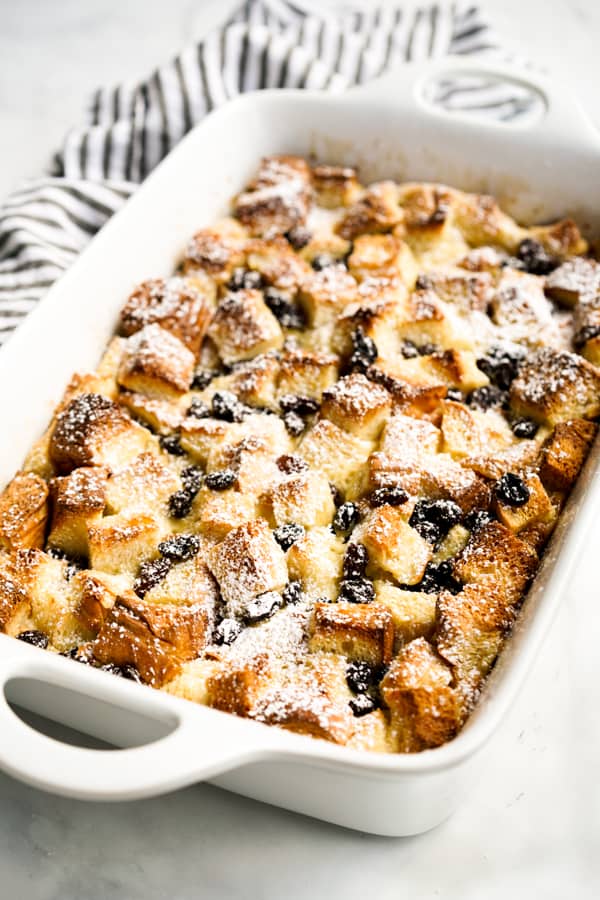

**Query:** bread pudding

left=1, top=155, right=598, bottom=754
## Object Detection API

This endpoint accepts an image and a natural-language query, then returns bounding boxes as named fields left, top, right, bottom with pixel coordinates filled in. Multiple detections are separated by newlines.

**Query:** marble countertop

left=1, top=2, right=600, bottom=898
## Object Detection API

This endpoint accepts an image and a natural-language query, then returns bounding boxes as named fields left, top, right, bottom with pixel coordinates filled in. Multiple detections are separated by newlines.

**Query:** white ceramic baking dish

left=1, top=58, right=599, bottom=836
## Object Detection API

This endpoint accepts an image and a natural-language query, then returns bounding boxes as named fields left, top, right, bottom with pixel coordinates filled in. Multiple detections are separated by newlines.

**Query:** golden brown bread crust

left=0, top=472, right=49, bottom=551
left=48, top=466, right=108, bottom=557
left=117, top=324, right=196, bottom=398
left=539, top=418, right=597, bottom=491
left=309, top=601, right=395, bottom=667
left=453, top=521, right=538, bottom=606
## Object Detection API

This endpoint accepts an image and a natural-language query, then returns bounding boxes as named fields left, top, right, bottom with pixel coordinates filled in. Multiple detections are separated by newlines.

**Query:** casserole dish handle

left=0, top=642, right=275, bottom=801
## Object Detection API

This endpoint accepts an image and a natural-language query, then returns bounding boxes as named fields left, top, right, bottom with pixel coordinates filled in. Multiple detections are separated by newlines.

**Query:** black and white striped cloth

left=0, top=0, right=528, bottom=344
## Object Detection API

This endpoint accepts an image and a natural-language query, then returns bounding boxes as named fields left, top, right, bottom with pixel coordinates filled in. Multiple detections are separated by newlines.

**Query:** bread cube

left=208, top=289, right=284, bottom=364
left=398, top=288, right=476, bottom=352
left=194, top=488, right=257, bottom=540
left=118, top=390, right=185, bottom=435
left=348, top=709, right=394, bottom=753
left=117, top=324, right=196, bottom=398
left=529, top=218, right=587, bottom=258
left=180, top=416, right=241, bottom=466
left=71, top=570, right=129, bottom=634
left=431, top=524, right=470, bottom=563
left=228, top=352, right=281, bottom=409
left=49, top=393, right=153, bottom=475
left=545, top=257, right=600, bottom=307
left=361, top=506, right=431, bottom=584
left=181, top=217, right=247, bottom=284
left=441, top=401, right=514, bottom=461
left=0, top=565, right=31, bottom=635
left=436, top=584, right=513, bottom=693
left=88, top=512, right=166, bottom=576
left=374, top=580, right=437, bottom=647
left=510, top=348, right=600, bottom=425
left=118, top=275, right=215, bottom=356
left=0, top=472, right=48, bottom=551
left=422, top=268, right=493, bottom=313
left=286, top=526, right=345, bottom=601
left=246, top=236, right=310, bottom=292
left=452, top=190, right=525, bottom=251
left=276, top=347, right=339, bottom=400
left=331, top=287, right=405, bottom=360
left=490, top=271, right=560, bottom=348
left=234, top=155, right=312, bottom=235
left=48, top=466, right=108, bottom=558
left=380, top=637, right=463, bottom=749
left=320, top=373, right=391, bottom=439
left=368, top=413, right=440, bottom=493
left=163, top=658, right=221, bottom=705
left=104, top=452, right=180, bottom=517
left=298, top=265, right=358, bottom=327
left=493, top=472, right=555, bottom=534
left=309, top=601, right=394, bottom=666
left=348, top=234, right=418, bottom=287
left=336, top=182, right=402, bottom=240
left=380, top=349, right=488, bottom=392
left=452, top=520, right=538, bottom=606
left=207, top=519, right=287, bottom=617
left=298, top=419, right=373, bottom=498
left=311, top=164, right=361, bottom=208
left=206, top=655, right=270, bottom=717
left=539, top=418, right=597, bottom=491
left=260, top=470, right=335, bottom=528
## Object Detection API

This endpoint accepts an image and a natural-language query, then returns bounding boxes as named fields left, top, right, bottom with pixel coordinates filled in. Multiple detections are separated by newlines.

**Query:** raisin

left=205, top=469, right=237, bottom=491
left=181, top=466, right=203, bottom=495
left=409, top=499, right=462, bottom=544
left=215, top=618, right=242, bottom=645
left=511, top=418, right=538, bottom=439
left=418, top=343, right=439, bottom=356
left=411, top=560, right=462, bottom=595
left=273, top=523, right=305, bottom=551
left=346, top=660, right=378, bottom=694
left=370, top=485, right=409, bottom=508
left=187, top=398, right=210, bottom=419
left=59, top=647, right=90, bottom=663
left=158, top=533, right=201, bottom=562
left=191, top=368, right=216, bottom=390
left=48, top=548, right=86, bottom=581
left=575, top=324, right=600, bottom=349
left=99, top=663, right=142, bottom=683
left=276, top=454, right=308, bottom=474
left=245, top=591, right=282, bottom=624
left=264, top=287, right=306, bottom=329
left=342, top=542, right=369, bottom=580
left=17, top=630, right=49, bottom=649
left=333, top=502, right=360, bottom=534
left=468, top=385, right=507, bottom=411
left=279, top=394, right=319, bottom=416
left=228, top=267, right=263, bottom=291
left=339, top=577, right=375, bottom=604
left=286, top=226, right=312, bottom=250
left=463, top=509, right=493, bottom=532
left=495, top=472, right=530, bottom=507
left=283, top=411, right=306, bottom=436
left=282, top=580, right=304, bottom=605
left=349, top=693, right=378, bottom=717
left=160, top=434, right=185, bottom=456
left=329, top=483, right=343, bottom=507
left=212, top=391, right=247, bottom=423
left=476, top=346, right=524, bottom=391
left=446, top=388, right=464, bottom=403
left=312, top=254, right=336, bottom=271
left=168, top=489, right=195, bottom=519
left=415, top=274, right=433, bottom=290
left=350, top=327, right=378, bottom=372
left=134, top=557, right=172, bottom=597
left=400, top=340, right=420, bottom=359
left=516, top=238, right=557, bottom=276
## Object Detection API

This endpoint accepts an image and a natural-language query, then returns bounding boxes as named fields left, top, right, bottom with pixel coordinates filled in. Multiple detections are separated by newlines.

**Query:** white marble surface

left=1, top=2, right=600, bottom=898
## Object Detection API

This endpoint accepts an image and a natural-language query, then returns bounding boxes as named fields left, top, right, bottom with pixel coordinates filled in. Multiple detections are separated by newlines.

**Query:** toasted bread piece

left=0, top=564, right=31, bottom=634
left=539, top=418, right=597, bottom=491
left=48, top=466, right=108, bottom=557
left=374, top=580, right=437, bottom=648
left=361, top=506, right=431, bottom=584
left=88, top=512, right=167, bottom=577
left=286, top=526, right=345, bottom=601
left=180, top=416, right=241, bottom=466
left=118, top=276, right=215, bottom=356
left=208, top=289, right=284, bottom=365
left=162, top=658, right=221, bottom=704
left=452, top=190, right=525, bottom=251
left=490, top=270, right=560, bottom=348
left=194, top=487, right=258, bottom=540
left=529, top=218, right=587, bottom=258
left=311, top=164, right=361, bottom=208
left=348, top=708, right=395, bottom=753
left=348, top=234, right=418, bottom=287
left=206, top=655, right=270, bottom=716
left=545, top=257, right=600, bottom=307
left=228, top=352, right=281, bottom=409
left=0, top=472, right=48, bottom=551
left=118, top=390, right=185, bottom=435
left=71, top=570, right=129, bottom=634
left=246, top=236, right=310, bottom=292
left=379, top=349, right=488, bottom=392
left=117, top=324, right=196, bottom=399
left=436, top=583, right=513, bottom=695
left=320, top=373, right=391, bottom=439
left=397, top=288, right=476, bottom=352
left=309, top=601, right=394, bottom=666
left=421, top=268, right=493, bottom=313
left=277, top=346, right=339, bottom=400
left=104, top=452, right=179, bottom=517
left=299, top=265, right=358, bottom=327
left=453, top=520, right=538, bottom=606
left=181, top=218, right=247, bottom=284
left=298, top=419, right=373, bottom=498
left=431, top=524, right=470, bottom=563
left=441, top=401, right=515, bottom=461
left=49, top=393, right=153, bottom=475
left=493, top=472, right=556, bottom=534
left=234, top=155, right=312, bottom=235
left=330, top=282, right=405, bottom=360
left=510, top=348, right=600, bottom=425
left=380, top=637, right=463, bottom=749
left=336, top=182, right=402, bottom=240
left=207, top=519, right=287, bottom=616
left=260, top=470, right=335, bottom=528
left=464, top=438, right=540, bottom=481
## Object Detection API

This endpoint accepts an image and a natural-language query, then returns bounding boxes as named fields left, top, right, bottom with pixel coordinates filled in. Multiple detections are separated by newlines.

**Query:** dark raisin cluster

left=99, top=662, right=142, bottom=683
left=468, top=385, right=507, bottom=411
left=276, top=454, right=308, bottom=474
left=159, top=434, right=185, bottom=456
left=346, top=661, right=381, bottom=717
left=158, top=533, right=201, bottom=562
left=370, top=485, right=409, bottom=508
left=476, top=345, right=524, bottom=391
left=349, top=327, right=378, bottom=373
left=187, top=398, right=210, bottom=419
left=404, top=560, right=462, bottom=595
left=409, top=499, right=462, bottom=544
left=511, top=418, right=538, bottom=439
left=339, top=578, right=375, bottom=604
left=273, top=523, right=305, bottom=551
left=244, top=590, right=283, bottom=624
left=264, top=287, right=306, bottom=329
left=463, top=509, right=493, bottom=532
left=134, top=557, right=172, bottom=597
left=286, top=226, right=312, bottom=250
left=168, top=465, right=203, bottom=518
left=574, top=324, right=600, bottom=349
left=494, top=472, right=530, bottom=507
left=280, top=394, right=319, bottom=436
left=342, top=542, right=369, bottom=580
left=333, top=501, right=360, bottom=535
left=205, top=469, right=237, bottom=491
left=516, top=238, right=557, bottom=276
left=17, top=630, right=49, bottom=649
left=191, top=368, right=217, bottom=390
left=282, top=580, right=304, bottom=605
left=311, top=253, right=337, bottom=271
left=215, top=618, right=242, bottom=646
left=212, top=391, right=248, bottom=423
left=228, top=267, right=263, bottom=291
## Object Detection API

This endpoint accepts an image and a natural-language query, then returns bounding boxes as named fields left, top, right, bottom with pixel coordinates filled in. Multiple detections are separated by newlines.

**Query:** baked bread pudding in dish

left=1, top=155, right=598, bottom=754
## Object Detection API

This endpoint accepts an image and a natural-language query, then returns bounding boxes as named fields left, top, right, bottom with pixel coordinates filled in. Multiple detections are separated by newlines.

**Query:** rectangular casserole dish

left=1, top=58, right=599, bottom=836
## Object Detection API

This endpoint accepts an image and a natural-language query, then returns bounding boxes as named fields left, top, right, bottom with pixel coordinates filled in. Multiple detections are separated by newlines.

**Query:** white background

left=1, top=1, right=599, bottom=898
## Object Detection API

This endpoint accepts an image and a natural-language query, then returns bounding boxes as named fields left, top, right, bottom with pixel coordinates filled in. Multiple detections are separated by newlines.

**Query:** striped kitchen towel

left=0, top=0, right=528, bottom=343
